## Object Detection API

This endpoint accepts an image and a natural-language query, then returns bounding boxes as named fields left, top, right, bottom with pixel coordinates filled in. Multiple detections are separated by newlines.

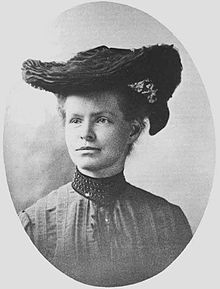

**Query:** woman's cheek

left=65, top=128, right=77, bottom=148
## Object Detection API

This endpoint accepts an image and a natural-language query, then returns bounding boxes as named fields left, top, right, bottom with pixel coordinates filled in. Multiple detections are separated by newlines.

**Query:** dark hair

left=114, top=86, right=149, bottom=129
left=56, top=87, right=150, bottom=154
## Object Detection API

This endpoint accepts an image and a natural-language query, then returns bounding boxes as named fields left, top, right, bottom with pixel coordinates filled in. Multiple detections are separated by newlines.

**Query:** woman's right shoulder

left=18, top=182, right=73, bottom=227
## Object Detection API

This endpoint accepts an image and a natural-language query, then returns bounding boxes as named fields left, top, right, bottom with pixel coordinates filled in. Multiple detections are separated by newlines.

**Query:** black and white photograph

left=0, top=0, right=219, bottom=288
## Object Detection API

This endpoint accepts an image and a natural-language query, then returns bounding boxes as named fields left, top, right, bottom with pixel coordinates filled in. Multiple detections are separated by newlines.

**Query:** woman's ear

left=128, top=120, right=142, bottom=143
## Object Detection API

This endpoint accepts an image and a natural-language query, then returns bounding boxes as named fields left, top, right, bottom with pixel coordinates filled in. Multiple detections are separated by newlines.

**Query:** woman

left=19, top=45, right=192, bottom=286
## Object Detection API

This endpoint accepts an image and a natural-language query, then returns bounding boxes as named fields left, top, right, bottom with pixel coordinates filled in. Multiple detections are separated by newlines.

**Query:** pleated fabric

left=19, top=182, right=192, bottom=286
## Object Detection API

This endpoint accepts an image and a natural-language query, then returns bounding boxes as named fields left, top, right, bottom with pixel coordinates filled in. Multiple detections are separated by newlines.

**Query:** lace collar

left=71, top=167, right=126, bottom=206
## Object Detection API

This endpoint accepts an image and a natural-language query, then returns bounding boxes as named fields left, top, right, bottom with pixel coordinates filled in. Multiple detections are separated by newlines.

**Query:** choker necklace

left=71, top=167, right=127, bottom=206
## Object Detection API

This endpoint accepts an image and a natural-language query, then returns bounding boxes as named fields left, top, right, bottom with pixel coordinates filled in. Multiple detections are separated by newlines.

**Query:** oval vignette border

left=0, top=1, right=219, bottom=289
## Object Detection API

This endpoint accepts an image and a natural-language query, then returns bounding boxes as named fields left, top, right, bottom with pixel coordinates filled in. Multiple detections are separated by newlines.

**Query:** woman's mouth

left=76, top=146, right=101, bottom=151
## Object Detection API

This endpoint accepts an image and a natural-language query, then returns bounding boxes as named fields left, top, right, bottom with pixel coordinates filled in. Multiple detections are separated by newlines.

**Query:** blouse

left=18, top=168, right=192, bottom=287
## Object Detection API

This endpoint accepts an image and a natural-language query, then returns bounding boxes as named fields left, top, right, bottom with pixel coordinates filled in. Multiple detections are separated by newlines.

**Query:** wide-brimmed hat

left=22, top=44, right=182, bottom=135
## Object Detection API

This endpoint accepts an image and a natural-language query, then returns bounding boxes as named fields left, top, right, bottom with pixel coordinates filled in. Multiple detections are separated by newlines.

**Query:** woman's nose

left=80, top=121, right=96, bottom=141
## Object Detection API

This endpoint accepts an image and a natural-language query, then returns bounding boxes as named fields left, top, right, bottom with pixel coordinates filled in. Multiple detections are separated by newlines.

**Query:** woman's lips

left=76, top=146, right=101, bottom=151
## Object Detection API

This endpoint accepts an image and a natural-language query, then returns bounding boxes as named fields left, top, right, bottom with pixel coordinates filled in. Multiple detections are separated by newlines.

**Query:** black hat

left=22, top=44, right=182, bottom=135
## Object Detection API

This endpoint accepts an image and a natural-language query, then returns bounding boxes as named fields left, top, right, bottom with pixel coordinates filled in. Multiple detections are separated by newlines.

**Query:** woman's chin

left=71, top=153, right=125, bottom=176
left=73, top=158, right=104, bottom=172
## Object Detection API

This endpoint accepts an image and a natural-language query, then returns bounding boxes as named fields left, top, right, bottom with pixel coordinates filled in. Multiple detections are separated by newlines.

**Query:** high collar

left=71, top=167, right=127, bottom=206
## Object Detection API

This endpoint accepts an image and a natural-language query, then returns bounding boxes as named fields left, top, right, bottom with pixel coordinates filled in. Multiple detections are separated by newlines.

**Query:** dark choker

left=71, top=167, right=127, bottom=206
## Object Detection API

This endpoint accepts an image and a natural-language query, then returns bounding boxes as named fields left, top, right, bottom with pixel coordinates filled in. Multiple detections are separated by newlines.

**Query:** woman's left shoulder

left=125, top=183, right=174, bottom=207
left=126, top=183, right=192, bottom=236
left=125, top=183, right=191, bottom=225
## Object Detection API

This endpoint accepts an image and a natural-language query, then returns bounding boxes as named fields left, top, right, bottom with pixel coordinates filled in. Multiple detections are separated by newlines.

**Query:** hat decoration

left=22, top=44, right=182, bottom=135
left=128, top=79, right=158, bottom=104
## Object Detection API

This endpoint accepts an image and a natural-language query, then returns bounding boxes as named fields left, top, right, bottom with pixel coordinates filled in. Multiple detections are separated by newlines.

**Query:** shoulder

left=125, top=183, right=192, bottom=245
left=125, top=183, right=192, bottom=232
left=125, top=182, right=174, bottom=210
left=18, top=182, right=73, bottom=226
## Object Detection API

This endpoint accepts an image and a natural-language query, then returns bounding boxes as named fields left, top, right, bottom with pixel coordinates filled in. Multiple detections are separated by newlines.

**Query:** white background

left=0, top=0, right=219, bottom=288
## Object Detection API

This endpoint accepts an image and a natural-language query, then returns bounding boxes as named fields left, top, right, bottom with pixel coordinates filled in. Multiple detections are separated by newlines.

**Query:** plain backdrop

left=0, top=1, right=219, bottom=289
left=3, top=1, right=215, bottom=235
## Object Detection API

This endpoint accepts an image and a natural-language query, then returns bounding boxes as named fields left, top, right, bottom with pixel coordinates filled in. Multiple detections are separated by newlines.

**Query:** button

left=105, top=217, right=110, bottom=224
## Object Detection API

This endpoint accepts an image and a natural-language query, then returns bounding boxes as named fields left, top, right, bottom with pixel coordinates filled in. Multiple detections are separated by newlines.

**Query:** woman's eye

left=97, top=117, right=110, bottom=124
left=70, top=118, right=82, bottom=124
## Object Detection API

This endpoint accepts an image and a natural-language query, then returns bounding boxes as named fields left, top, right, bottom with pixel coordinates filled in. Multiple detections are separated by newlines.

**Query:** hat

left=22, top=44, right=182, bottom=135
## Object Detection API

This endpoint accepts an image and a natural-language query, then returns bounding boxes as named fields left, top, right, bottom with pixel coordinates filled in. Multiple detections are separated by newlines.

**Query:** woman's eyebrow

left=67, top=111, right=116, bottom=118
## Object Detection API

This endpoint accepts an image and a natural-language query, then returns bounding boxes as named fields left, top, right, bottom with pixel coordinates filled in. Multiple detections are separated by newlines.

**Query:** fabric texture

left=19, top=171, right=192, bottom=287
left=22, top=45, right=182, bottom=96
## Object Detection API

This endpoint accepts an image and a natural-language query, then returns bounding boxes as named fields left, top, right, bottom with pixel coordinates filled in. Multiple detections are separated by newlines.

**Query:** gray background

left=3, top=2, right=215, bottom=234
left=0, top=1, right=219, bottom=289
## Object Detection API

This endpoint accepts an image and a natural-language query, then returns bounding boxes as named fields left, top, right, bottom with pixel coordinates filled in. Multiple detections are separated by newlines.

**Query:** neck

left=77, top=165, right=125, bottom=179
left=72, top=167, right=126, bottom=206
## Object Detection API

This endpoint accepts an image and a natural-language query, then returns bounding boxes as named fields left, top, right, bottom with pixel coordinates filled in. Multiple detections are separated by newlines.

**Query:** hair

left=56, top=87, right=150, bottom=155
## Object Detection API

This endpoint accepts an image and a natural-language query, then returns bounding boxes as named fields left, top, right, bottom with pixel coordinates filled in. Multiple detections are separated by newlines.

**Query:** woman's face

left=64, top=90, right=140, bottom=178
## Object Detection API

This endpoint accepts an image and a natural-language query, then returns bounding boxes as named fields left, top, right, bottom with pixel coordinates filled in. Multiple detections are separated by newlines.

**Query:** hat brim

left=22, top=44, right=181, bottom=95
left=22, top=44, right=182, bottom=135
